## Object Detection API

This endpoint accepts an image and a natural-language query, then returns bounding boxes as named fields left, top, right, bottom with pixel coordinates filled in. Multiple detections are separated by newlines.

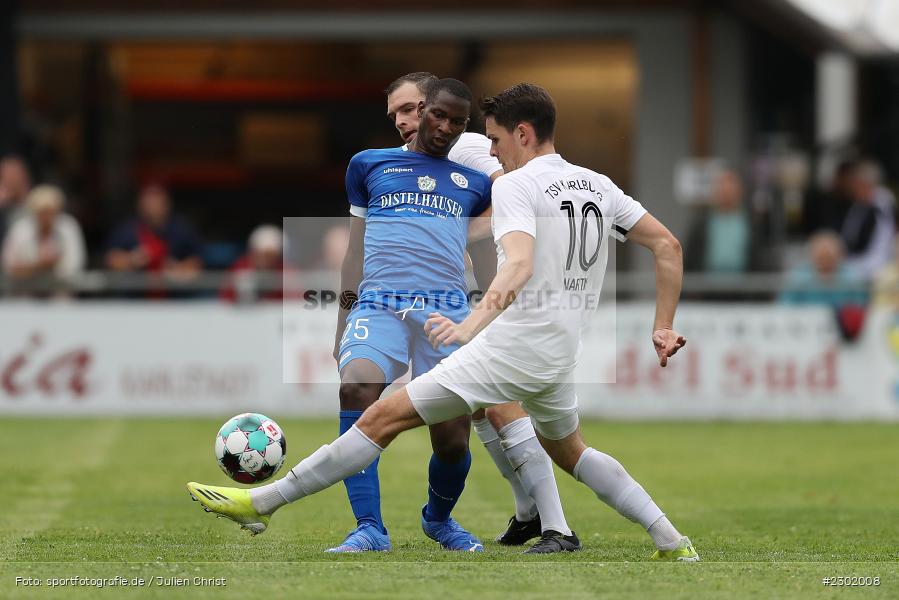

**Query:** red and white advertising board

left=1, top=302, right=896, bottom=420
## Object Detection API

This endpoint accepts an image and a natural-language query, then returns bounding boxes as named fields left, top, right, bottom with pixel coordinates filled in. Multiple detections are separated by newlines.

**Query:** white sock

left=250, top=482, right=289, bottom=516
left=250, top=425, right=382, bottom=514
left=647, top=515, right=683, bottom=550
left=499, top=418, right=570, bottom=535
left=573, top=447, right=675, bottom=547
left=473, top=417, right=537, bottom=522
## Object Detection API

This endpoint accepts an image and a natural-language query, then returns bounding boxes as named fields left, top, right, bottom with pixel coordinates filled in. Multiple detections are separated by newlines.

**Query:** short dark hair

left=386, top=72, right=437, bottom=96
left=480, top=83, right=556, bottom=143
left=834, top=158, right=858, bottom=178
left=424, top=78, right=473, bottom=106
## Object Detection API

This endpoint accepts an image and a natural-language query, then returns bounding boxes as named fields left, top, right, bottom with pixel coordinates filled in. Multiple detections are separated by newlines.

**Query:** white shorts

left=406, top=336, right=580, bottom=440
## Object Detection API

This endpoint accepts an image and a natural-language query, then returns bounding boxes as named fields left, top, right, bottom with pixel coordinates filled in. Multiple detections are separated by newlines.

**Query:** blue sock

left=339, top=410, right=386, bottom=534
left=424, top=450, right=472, bottom=523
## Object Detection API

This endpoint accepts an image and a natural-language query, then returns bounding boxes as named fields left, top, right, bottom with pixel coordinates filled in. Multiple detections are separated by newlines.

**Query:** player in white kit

left=384, top=72, right=572, bottom=549
left=188, top=83, right=699, bottom=560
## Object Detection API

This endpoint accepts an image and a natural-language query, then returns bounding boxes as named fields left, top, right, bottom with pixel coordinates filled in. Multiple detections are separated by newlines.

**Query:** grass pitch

left=1, top=419, right=896, bottom=599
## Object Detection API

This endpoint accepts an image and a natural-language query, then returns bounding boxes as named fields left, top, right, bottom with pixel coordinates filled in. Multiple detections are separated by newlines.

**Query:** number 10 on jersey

left=560, top=200, right=603, bottom=272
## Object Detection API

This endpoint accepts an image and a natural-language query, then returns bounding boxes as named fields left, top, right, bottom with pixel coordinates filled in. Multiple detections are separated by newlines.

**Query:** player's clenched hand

left=425, top=312, right=473, bottom=349
left=652, top=329, right=686, bottom=367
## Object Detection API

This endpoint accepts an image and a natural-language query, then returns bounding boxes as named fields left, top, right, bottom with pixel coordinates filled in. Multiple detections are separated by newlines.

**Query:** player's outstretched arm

left=426, top=230, right=534, bottom=348
left=334, top=216, right=366, bottom=360
left=467, top=207, right=498, bottom=292
left=468, top=205, right=493, bottom=243
left=627, top=214, right=686, bottom=367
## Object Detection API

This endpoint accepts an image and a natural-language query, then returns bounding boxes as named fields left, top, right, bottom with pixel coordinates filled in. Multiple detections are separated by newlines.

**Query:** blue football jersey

left=345, top=147, right=492, bottom=300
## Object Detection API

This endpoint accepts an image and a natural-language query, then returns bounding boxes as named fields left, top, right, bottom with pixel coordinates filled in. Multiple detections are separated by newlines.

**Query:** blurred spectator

left=780, top=232, right=868, bottom=340
left=685, top=169, right=759, bottom=273
left=1, top=184, right=86, bottom=297
left=779, top=231, right=866, bottom=308
left=802, top=159, right=854, bottom=235
left=105, top=183, right=202, bottom=282
left=839, top=160, right=896, bottom=279
left=873, top=239, right=899, bottom=308
left=0, top=155, right=33, bottom=245
left=320, top=223, right=350, bottom=273
left=314, top=222, right=350, bottom=292
left=220, top=225, right=288, bottom=303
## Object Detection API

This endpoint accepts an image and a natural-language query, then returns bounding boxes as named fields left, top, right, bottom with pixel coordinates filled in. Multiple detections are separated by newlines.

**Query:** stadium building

left=5, top=1, right=898, bottom=259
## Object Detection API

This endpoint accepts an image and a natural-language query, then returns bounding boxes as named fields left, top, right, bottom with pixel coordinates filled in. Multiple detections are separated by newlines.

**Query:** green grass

left=1, top=419, right=897, bottom=599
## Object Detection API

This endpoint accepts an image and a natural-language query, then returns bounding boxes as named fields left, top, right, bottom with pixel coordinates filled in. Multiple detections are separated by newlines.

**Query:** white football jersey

left=403, top=132, right=502, bottom=178
left=483, top=153, right=646, bottom=371
left=448, top=132, right=503, bottom=177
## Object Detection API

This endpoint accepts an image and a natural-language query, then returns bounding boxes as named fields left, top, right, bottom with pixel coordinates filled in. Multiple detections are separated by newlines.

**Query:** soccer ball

left=214, top=413, right=286, bottom=484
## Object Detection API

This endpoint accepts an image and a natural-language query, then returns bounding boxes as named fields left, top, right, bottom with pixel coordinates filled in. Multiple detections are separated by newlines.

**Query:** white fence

left=1, top=302, right=897, bottom=420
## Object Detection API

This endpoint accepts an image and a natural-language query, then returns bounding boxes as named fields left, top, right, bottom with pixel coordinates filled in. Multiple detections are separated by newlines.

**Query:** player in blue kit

left=328, top=78, right=490, bottom=552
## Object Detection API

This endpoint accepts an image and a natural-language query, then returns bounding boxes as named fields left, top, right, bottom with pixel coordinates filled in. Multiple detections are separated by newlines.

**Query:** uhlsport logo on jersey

left=451, top=172, right=469, bottom=189
left=417, top=175, right=437, bottom=192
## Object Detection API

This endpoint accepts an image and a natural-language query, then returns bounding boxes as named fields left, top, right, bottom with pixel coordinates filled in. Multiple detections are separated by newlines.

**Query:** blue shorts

left=337, top=294, right=470, bottom=383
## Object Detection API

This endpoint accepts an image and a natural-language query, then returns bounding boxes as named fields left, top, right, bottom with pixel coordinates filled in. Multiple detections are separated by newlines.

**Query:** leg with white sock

left=497, top=417, right=571, bottom=536
left=472, top=414, right=537, bottom=523
left=573, top=447, right=683, bottom=550
left=538, top=426, right=687, bottom=552
left=250, top=389, right=427, bottom=515
left=251, top=425, right=384, bottom=514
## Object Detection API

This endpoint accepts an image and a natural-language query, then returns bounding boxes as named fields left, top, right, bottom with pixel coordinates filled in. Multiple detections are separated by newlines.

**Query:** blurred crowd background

left=2, top=1, right=899, bottom=330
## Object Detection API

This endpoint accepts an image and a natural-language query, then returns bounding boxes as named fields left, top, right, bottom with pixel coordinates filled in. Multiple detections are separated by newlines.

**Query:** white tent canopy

left=784, top=0, right=899, bottom=53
